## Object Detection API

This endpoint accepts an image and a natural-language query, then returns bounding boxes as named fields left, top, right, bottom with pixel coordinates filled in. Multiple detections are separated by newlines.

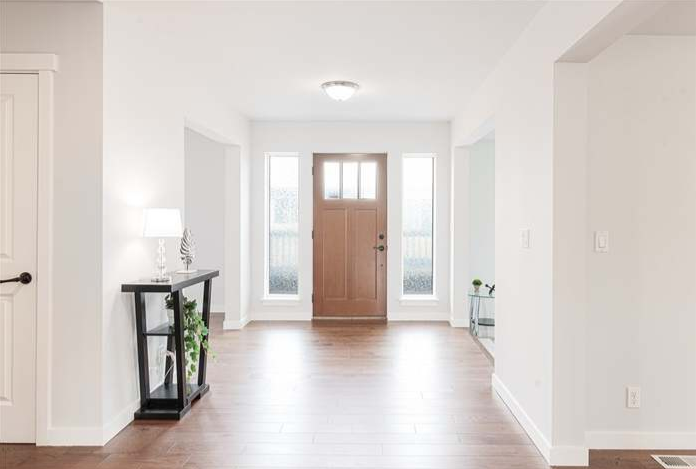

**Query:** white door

left=0, top=73, right=38, bottom=443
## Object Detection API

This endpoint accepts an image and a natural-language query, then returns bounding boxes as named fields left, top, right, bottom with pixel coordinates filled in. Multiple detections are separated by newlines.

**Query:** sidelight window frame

left=400, top=153, right=438, bottom=302
left=264, top=152, right=301, bottom=300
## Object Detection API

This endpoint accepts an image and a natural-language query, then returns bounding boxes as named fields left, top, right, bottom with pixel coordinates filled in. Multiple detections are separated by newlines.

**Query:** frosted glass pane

left=360, top=162, right=377, bottom=199
left=342, top=162, right=358, bottom=199
left=268, top=155, right=299, bottom=295
left=324, top=162, right=340, bottom=199
left=402, top=156, right=434, bottom=295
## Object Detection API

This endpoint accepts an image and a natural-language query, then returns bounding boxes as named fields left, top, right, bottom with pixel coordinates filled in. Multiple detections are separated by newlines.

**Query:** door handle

left=0, top=272, right=32, bottom=285
left=373, top=245, right=385, bottom=252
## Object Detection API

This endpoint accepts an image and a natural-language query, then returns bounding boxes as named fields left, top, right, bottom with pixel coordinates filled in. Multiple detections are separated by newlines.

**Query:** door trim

left=2, top=54, right=57, bottom=445
left=312, top=153, right=388, bottom=318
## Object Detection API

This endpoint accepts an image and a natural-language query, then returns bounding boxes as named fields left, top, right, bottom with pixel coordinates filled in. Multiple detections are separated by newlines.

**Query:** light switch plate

left=595, top=231, right=609, bottom=253
left=520, top=229, right=530, bottom=249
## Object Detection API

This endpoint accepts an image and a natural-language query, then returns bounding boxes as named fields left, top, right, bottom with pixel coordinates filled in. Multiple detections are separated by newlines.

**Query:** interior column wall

left=552, top=62, right=589, bottom=462
left=184, top=128, right=226, bottom=311
left=103, top=0, right=251, bottom=442
left=450, top=146, right=470, bottom=327
left=450, top=1, right=621, bottom=464
left=584, top=34, right=696, bottom=449
left=0, top=1, right=104, bottom=442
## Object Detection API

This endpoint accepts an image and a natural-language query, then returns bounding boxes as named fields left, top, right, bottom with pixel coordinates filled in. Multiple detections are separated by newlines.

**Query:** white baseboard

left=492, top=374, right=589, bottom=466
left=44, top=426, right=104, bottom=446
left=388, top=312, right=450, bottom=321
left=449, top=317, right=469, bottom=328
left=223, top=314, right=250, bottom=330
left=43, top=398, right=140, bottom=446
left=492, top=374, right=553, bottom=463
left=249, top=311, right=312, bottom=321
left=550, top=445, right=589, bottom=466
left=102, top=398, right=140, bottom=445
left=586, top=431, right=696, bottom=450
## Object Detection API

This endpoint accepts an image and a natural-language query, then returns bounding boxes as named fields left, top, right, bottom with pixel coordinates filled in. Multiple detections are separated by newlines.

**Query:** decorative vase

left=474, top=285, right=480, bottom=294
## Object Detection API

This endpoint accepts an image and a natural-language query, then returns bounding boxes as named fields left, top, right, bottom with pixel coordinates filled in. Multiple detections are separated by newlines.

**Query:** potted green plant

left=472, top=278, right=483, bottom=294
left=164, top=295, right=212, bottom=382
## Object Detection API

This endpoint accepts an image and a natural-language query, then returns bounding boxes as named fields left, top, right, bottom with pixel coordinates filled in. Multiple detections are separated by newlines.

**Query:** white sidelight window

left=266, top=153, right=300, bottom=296
left=402, top=154, right=435, bottom=297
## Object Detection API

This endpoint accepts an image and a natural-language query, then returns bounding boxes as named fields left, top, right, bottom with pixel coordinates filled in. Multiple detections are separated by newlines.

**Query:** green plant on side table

left=472, top=278, right=482, bottom=294
left=164, top=295, right=213, bottom=381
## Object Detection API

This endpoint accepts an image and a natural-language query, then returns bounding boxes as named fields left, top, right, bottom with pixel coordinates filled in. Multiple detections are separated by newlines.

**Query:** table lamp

left=143, top=208, right=182, bottom=282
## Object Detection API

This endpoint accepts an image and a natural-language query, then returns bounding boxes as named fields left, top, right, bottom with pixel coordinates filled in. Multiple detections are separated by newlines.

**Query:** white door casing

left=0, top=73, right=39, bottom=443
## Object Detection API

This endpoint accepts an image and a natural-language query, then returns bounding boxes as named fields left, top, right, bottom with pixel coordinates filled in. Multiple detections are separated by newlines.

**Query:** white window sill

left=261, top=296, right=301, bottom=306
left=399, top=296, right=439, bottom=307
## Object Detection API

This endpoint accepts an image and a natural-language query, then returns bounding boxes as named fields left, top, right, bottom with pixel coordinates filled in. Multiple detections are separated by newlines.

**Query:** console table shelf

left=144, top=323, right=174, bottom=337
left=121, top=269, right=219, bottom=420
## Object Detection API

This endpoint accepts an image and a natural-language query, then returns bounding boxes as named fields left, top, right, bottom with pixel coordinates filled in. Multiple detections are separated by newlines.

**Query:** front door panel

left=313, top=154, right=387, bottom=317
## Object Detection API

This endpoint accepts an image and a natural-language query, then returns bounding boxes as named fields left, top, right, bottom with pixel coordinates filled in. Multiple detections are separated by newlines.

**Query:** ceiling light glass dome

left=321, top=81, right=359, bottom=101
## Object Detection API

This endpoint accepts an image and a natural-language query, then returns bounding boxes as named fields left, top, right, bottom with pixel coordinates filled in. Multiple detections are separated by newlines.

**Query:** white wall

left=250, top=121, right=450, bottom=320
left=184, top=128, right=226, bottom=311
left=552, top=61, right=590, bottom=457
left=451, top=1, right=622, bottom=464
left=0, top=1, right=104, bottom=442
left=102, top=1, right=251, bottom=443
left=584, top=35, right=696, bottom=448
left=468, top=137, right=495, bottom=287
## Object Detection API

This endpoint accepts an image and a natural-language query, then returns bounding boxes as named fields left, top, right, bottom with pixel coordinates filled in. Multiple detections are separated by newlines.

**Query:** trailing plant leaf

left=165, top=294, right=212, bottom=382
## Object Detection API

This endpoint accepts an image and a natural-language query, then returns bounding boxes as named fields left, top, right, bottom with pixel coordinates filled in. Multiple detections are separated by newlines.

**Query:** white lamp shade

left=143, top=208, right=182, bottom=238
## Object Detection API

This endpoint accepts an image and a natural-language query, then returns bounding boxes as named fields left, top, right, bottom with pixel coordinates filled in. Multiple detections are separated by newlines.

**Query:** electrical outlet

left=627, top=386, right=641, bottom=409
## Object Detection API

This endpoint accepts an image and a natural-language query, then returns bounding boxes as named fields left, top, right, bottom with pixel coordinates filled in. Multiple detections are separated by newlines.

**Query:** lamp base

left=176, top=269, right=198, bottom=274
left=151, top=275, right=172, bottom=283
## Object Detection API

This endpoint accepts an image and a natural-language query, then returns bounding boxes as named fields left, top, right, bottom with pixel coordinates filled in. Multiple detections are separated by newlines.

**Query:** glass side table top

left=468, top=291, right=495, bottom=299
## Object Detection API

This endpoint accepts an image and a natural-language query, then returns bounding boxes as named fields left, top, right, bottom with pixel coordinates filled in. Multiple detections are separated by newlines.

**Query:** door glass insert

left=342, top=162, right=358, bottom=199
left=324, top=161, right=340, bottom=199
left=360, top=161, right=377, bottom=199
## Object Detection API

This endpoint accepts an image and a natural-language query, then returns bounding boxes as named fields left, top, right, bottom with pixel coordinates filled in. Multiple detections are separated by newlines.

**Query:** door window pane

left=360, top=161, right=377, bottom=199
left=268, top=154, right=299, bottom=295
left=402, top=156, right=434, bottom=295
left=324, top=161, right=340, bottom=199
left=342, top=162, right=358, bottom=199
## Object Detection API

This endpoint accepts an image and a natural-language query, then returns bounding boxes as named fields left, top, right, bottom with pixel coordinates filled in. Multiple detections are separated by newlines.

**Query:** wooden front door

left=313, top=154, right=387, bottom=318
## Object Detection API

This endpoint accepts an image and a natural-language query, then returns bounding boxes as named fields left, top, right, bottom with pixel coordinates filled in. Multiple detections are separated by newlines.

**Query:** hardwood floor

left=0, top=317, right=689, bottom=468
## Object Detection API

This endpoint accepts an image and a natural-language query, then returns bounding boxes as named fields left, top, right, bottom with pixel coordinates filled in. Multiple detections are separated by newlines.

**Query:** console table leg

left=164, top=335, right=174, bottom=386
left=172, top=291, right=188, bottom=409
left=134, top=292, right=150, bottom=407
left=198, top=279, right=212, bottom=386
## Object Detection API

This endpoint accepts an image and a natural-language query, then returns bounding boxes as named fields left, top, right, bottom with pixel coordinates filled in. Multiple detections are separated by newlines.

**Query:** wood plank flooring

left=0, top=317, right=688, bottom=468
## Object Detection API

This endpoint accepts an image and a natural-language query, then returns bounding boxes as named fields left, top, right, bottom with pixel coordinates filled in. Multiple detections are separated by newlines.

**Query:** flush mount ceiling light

left=321, top=81, right=359, bottom=101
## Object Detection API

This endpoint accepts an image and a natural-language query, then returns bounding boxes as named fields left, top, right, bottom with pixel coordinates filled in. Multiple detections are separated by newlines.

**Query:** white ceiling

left=107, top=1, right=544, bottom=121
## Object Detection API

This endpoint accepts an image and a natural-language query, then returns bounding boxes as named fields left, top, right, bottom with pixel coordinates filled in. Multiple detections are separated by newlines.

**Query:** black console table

left=121, top=269, right=219, bottom=420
